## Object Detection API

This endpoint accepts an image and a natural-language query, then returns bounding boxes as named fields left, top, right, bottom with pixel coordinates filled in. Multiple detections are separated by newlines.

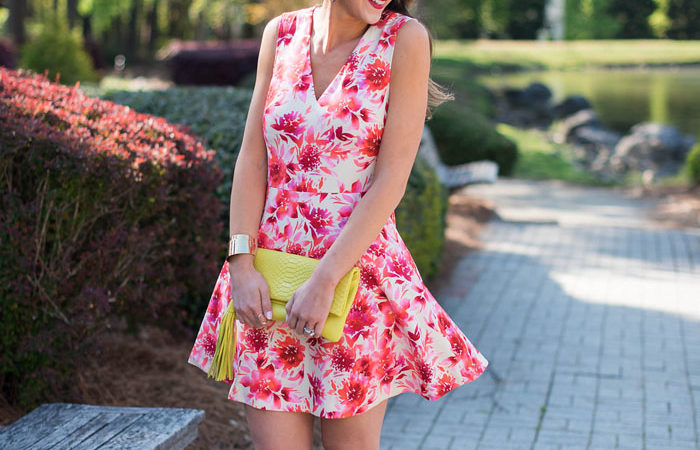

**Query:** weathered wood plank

left=25, top=410, right=115, bottom=449
left=0, top=403, right=101, bottom=450
left=46, top=411, right=124, bottom=449
left=69, top=413, right=144, bottom=450
left=97, top=407, right=205, bottom=450
left=0, top=403, right=205, bottom=450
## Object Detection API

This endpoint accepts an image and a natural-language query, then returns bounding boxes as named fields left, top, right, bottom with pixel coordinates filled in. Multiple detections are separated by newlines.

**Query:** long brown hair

left=386, top=0, right=453, bottom=120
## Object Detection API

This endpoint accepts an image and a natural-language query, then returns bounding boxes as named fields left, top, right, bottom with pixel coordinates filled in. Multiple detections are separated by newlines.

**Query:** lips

left=368, top=0, right=385, bottom=10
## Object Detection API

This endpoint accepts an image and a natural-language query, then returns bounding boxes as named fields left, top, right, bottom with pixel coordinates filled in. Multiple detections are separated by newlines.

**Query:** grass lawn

left=434, top=39, right=700, bottom=71
left=495, top=123, right=614, bottom=186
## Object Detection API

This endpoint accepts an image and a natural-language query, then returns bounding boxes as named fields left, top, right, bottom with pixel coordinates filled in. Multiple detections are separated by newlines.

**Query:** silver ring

left=303, top=326, right=315, bottom=336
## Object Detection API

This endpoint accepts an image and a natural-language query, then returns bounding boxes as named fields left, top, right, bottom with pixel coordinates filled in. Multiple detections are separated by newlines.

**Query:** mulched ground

left=0, top=189, right=496, bottom=449
left=630, top=184, right=700, bottom=229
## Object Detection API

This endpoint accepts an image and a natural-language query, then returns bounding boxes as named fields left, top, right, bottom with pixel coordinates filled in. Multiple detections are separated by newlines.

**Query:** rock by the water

left=610, top=122, right=697, bottom=178
left=504, top=82, right=552, bottom=108
left=561, top=109, right=603, bottom=141
left=573, top=126, right=622, bottom=148
left=523, top=82, right=552, bottom=103
left=554, top=95, right=592, bottom=119
left=497, top=83, right=557, bottom=129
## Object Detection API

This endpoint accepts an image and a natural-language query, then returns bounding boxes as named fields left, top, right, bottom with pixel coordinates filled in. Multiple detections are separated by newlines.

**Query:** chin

left=364, top=0, right=389, bottom=20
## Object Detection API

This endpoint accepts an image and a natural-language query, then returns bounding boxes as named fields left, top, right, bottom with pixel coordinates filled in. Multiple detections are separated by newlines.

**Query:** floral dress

left=188, top=5, right=489, bottom=419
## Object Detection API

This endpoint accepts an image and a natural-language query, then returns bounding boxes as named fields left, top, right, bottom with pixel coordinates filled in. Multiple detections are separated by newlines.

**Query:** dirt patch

left=0, top=190, right=495, bottom=449
left=77, top=327, right=258, bottom=450
left=624, top=184, right=700, bottom=229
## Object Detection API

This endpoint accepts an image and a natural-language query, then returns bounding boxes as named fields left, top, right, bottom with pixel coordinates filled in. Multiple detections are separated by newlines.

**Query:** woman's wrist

left=227, top=253, right=255, bottom=269
left=312, top=260, right=346, bottom=288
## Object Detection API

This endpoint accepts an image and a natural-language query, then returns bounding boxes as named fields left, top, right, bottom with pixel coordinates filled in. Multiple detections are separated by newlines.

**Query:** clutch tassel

left=207, top=303, right=237, bottom=381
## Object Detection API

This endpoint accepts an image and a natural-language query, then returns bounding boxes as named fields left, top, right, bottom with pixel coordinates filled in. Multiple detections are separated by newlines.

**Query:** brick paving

left=380, top=179, right=700, bottom=450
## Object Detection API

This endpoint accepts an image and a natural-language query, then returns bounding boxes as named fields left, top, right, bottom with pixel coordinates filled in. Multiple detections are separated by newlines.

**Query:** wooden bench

left=418, top=125, right=499, bottom=191
left=0, top=403, right=205, bottom=450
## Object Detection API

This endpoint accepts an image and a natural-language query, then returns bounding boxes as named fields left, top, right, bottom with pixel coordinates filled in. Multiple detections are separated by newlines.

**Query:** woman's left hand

left=285, top=272, right=337, bottom=338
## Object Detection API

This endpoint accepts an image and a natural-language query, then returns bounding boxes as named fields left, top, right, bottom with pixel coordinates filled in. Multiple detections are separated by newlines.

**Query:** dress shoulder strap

left=375, top=10, right=416, bottom=54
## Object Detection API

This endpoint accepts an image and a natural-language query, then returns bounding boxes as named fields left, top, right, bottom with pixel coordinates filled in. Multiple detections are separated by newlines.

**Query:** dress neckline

left=306, top=5, right=375, bottom=105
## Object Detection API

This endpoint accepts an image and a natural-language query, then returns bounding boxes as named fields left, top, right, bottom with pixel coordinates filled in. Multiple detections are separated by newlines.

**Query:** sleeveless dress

left=188, top=5, right=489, bottom=419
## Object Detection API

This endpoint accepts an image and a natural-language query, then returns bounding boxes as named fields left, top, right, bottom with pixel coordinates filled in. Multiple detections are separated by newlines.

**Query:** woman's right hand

left=227, top=255, right=273, bottom=328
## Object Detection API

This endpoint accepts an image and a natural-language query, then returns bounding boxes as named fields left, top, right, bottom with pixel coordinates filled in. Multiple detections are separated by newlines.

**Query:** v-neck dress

left=188, top=5, right=489, bottom=419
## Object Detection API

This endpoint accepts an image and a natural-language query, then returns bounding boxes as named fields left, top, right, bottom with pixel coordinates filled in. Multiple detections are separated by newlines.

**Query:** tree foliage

left=667, top=0, right=700, bottom=39
left=565, top=0, right=621, bottom=39
left=609, top=0, right=656, bottom=38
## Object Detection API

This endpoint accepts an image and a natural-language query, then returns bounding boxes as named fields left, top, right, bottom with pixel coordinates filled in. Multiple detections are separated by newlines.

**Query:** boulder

left=561, top=109, right=603, bottom=141
left=610, top=122, right=697, bottom=178
left=554, top=95, right=592, bottom=119
left=503, top=82, right=552, bottom=108
left=573, top=126, right=622, bottom=149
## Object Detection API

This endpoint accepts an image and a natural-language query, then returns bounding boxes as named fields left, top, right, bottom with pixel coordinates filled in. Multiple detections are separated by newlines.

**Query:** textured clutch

left=208, top=247, right=361, bottom=381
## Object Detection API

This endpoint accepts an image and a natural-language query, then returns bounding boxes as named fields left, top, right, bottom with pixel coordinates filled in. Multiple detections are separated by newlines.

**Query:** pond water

left=478, top=67, right=700, bottom=140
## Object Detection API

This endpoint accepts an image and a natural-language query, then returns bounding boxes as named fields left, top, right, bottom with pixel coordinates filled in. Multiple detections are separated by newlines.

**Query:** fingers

left=285, top=294, right=320, bottom=338
left=230, top=285, right=268, bottom=328
left=259, top=278, right=273, bottom=323
left=305, top=321, right=320, bottom=339
left=285, top=295, right=296, bottom=329
left=250, top=288, right=268, bottom=327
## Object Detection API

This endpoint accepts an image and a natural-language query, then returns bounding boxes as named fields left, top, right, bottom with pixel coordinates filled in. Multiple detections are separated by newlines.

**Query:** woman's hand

left=285, top=270, right=337, bottom=338
left=228, top=256, right=273, bottom=328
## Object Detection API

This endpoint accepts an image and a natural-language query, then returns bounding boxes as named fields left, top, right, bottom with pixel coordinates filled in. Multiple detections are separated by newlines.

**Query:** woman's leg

left=319, top=398, right=389, bottom=450
left=244, top=404, right=315, bottom=450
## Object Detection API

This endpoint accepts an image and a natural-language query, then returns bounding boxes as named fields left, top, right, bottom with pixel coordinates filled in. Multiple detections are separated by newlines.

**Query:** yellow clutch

left=207, top=247, right=361, bottom=381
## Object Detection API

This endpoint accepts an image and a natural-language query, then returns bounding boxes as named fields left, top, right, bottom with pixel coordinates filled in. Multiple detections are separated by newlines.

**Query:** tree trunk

left=67, top=0, right=79, bottom=29
left=8, top=0, right=27, bottom=45
left=147, top=0, right=160, bottom=56
left=127, top=0, right=140, bottom=60
left=82, top=14, right=93, bottom=41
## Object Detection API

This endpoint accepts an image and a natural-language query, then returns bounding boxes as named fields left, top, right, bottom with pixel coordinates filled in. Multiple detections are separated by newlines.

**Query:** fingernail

left=265, top=311, right=272, bottom=320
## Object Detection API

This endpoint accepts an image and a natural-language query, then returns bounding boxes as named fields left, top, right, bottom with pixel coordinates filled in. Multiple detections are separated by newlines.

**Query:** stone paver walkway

left=380, top=179, right=700, bottom=450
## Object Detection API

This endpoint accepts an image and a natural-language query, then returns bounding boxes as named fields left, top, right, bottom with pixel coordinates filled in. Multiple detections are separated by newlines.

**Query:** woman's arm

left=285, top=19, right=431, bottom=336
left=226, top=15, right=281, bottom=327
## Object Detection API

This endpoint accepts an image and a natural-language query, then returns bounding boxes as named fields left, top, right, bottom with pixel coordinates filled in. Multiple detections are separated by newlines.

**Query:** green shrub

left=1, top=68, right=222, bottom=409
left=102, top=87, right=251, bottom=209
left=427, top=101, right=518, bottom=176
left=102, top=87, right=252, bottom=267
left=684, top=142, right=700, bottom=186
left=395, top=156, right=449, bottom=280
left=19, top=12, right=98, bottom=85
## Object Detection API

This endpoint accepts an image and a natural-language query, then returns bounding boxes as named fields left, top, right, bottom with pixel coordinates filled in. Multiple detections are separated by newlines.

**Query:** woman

left=188, top=1, right=489, bottom=448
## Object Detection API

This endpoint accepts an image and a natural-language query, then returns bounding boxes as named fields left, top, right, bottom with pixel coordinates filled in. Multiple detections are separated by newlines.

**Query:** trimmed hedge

left=0, top=67, right=223, bottom=409
left=101, top=87, right=251, bottom=265
left=102, top=87, right=448, bottom=279
left=159, top=39, right=260, bottom=86
left=427, top=101, right=518, bottom=176
left=101, top=87, right=251, bottom=206
left=395, top=156, right=449, bottom=280
left=685, top=143, right=700, bottom=186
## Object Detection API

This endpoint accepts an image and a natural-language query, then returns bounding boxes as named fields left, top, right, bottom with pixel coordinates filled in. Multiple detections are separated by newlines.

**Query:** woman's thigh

left=244, top=404, right=315, bottom=450
left=319, top=398, right=389, bottom=450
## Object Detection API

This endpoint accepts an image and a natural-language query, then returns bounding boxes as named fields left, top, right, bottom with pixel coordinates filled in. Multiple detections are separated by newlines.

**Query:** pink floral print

left=188, top=5, right=489, bottom=419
